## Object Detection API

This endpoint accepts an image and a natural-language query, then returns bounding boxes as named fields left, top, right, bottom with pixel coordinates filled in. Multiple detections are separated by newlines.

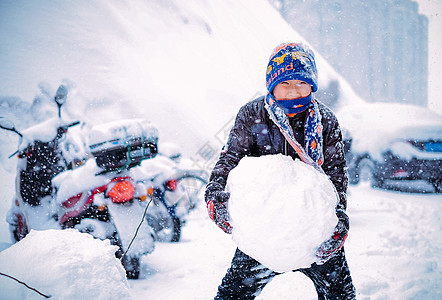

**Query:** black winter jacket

left=208, top=96, right=348, bottom=211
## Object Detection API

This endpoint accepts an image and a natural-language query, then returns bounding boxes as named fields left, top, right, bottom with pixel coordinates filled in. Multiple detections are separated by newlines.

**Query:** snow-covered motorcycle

left=160, top=142, right=209, bottom=213
left=52, top=119, right=158, bottom=279
left=1, top=85, right=86, bottom=242
left=136, top=154, right=184, bottom=243
left=136, top=143, right=209, bottom=242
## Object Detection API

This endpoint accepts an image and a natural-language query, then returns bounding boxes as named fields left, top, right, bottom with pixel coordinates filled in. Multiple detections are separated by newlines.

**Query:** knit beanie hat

left=266, top=43, right=318, bottom=94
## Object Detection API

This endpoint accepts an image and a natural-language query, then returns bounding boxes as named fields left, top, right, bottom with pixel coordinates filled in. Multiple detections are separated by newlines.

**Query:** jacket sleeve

left=208, top=104, right=254, bottom=190
left=321, top=110, right=349, bottom=211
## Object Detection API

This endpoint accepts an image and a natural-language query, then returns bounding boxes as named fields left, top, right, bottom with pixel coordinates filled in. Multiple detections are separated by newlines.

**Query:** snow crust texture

left=227, top=154, right=338, bottom=272
left=0, top=229, right=131, bottom=300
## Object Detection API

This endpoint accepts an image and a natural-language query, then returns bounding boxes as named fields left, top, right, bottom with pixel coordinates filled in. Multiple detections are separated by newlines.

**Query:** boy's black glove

left=315, top=209, right=349, bottom=265
left=205, top=181, right=232, bottom=234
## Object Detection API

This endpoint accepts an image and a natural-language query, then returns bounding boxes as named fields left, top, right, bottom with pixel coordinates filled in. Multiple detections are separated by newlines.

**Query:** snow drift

left=227, top=154, right=338, bottom=272
left=0, top=0, right=365, bottom=163
left=0, top=229, right=131, bottom=300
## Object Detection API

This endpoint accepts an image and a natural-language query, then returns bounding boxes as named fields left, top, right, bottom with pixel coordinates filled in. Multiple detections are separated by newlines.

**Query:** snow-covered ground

left=0, top=229, right=132, bottom=300
left=1, top=183, right=441, bottom=299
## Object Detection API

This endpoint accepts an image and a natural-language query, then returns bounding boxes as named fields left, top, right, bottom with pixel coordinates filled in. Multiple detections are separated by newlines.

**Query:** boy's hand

left=315, top=209, right=349, bottom=264
left=206, top=190, right=232, bottom=234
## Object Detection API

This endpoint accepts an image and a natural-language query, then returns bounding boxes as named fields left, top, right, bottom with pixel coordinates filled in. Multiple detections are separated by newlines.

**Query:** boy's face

left=273, top=80, right=312, bottom=100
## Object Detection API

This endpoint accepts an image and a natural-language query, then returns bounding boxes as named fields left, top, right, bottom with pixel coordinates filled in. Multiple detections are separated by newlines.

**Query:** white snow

left=16, top=117, right=62, bottom=151
left=88, top=119, right=158, bottom=151
left=52, top=159, right=108, bottom=203
left=227, top=154, right=338, bottom=272
left=0, top=229, right=131, bottom=300
left=0, top=0, right=364, bottom=157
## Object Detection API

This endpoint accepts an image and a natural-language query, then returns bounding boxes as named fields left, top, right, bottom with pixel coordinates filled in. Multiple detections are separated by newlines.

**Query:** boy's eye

left=294, top=81, right=308, bottom=87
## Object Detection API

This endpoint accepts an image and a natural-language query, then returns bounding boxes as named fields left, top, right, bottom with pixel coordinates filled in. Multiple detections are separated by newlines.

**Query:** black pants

left=215, top=248, right=356, bottom=300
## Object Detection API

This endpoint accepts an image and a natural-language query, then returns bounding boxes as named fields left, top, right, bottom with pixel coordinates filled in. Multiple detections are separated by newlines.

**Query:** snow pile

left=0, top=0, right=365, bottom=164
left=0, top=229, right=132, bottom=300
left=227, top=154, right=338, bottom=272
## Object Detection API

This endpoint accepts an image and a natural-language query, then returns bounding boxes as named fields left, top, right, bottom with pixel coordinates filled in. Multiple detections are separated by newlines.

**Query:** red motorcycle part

left=14, top=213, right=28, bottom=241
left=108, top=180, right=135, bottom=203
left=62, top=193, right=83, bottom=209
left=60, top=185, right=107, bottom=224
left=60, top=176, right=135, bottom=223
left=165, top=179, right=177, bottom=191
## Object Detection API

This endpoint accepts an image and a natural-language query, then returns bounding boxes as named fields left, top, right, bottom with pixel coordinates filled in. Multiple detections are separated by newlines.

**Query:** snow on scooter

left=135, top=153, right=184, bottom=243
left=0, top=84, right=87, bottom=242
left=52, top=119, right=158, bottom=279
left=134, top=142, right=208, bottom=243
left=160, top=142, right=209, bottom=214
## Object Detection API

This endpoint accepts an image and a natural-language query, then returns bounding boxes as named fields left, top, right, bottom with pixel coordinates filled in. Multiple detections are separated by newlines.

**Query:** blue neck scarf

left=265, top=94, right=324, bottom=168
left=268, top=93, right=312, bottom=115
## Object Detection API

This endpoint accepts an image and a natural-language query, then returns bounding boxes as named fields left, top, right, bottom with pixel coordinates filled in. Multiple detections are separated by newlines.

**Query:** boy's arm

left=315, top=109, right=350, bottom=264
left=205, top=105, right=253, bottom=233
left=321, top=112, right=348, bottom=211
left=208, top=105, right=253, bottom=188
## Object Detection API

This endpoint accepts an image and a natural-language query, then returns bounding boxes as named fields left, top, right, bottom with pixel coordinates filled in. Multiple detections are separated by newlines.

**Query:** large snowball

left=0, top=229, right=131, bottom=299
left=227, top=154, right=338, bottom=272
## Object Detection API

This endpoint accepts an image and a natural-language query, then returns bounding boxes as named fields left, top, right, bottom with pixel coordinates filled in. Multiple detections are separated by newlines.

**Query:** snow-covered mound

left=0, top=0, right=365, bottom=162
left=227, top=154, right=338, bottom=272
left=0, top=229, right=131, bottom=300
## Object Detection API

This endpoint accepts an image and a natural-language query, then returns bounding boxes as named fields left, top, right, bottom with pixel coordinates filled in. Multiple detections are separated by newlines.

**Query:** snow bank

left=0, top=229, right=131, bottom=300
left=0, top=0, right=365, bottom=163
left=227, top=154, right=338, bottom=272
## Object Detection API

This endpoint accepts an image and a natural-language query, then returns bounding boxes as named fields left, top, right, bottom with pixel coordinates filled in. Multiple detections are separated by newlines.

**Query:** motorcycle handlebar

left=66, top=121, right=80, bottom=128
left=55, top=120, right=80, bottom=141
left=9, top=120, right=82, bottom=159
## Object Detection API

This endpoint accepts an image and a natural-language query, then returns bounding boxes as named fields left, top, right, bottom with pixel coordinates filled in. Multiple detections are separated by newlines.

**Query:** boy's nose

left=287, top=88, right=301, bottom=97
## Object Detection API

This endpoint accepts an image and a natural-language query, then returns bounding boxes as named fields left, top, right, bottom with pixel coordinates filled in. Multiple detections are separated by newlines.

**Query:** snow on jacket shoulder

left=209, top=96, right=348, bottom=210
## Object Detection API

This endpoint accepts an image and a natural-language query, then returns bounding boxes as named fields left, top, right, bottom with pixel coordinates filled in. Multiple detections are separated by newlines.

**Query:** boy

left=205, top=43, right=356, bottom=299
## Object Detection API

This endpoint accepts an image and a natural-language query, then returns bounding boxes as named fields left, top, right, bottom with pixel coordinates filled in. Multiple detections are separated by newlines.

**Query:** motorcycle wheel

left=430, top=178, right=441, bottom=193
left=356, top=157, right=383, bottom=188
left=75, top=218, right=141, bottom=279
left=174, top=173, right=208, bottom=212
left=171, top=217, right=181, bottom=243
left=122, top=256, right=140, bottom=279
left=146, top=200, right=182, bottom=242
